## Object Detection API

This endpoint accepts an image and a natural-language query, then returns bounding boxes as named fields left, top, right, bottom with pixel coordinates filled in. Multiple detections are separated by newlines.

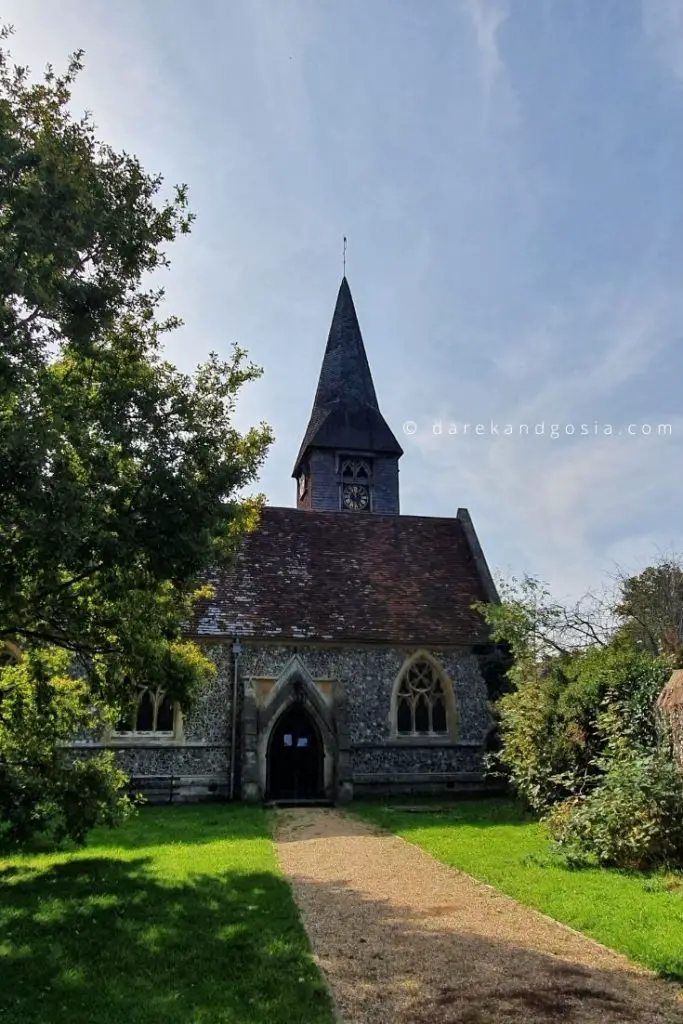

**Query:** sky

left=5, top=0, right=683, bottom=601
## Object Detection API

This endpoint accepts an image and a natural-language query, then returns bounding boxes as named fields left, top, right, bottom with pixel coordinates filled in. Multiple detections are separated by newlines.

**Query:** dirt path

left=274, top=808, right=683, bottom=1024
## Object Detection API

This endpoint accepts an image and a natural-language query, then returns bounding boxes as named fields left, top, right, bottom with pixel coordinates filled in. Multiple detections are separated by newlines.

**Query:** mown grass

left=0, top=805, right=335, bottom=1024
left=352, top=797, right=683, bottom=982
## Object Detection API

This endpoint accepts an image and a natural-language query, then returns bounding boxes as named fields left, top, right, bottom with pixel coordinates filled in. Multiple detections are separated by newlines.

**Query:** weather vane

left=343, top=235, right=347, bottom=276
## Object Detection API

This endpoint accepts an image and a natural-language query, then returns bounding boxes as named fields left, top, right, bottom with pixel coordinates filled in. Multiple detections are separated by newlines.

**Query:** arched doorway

left=267, top=701, right=324, bottom=801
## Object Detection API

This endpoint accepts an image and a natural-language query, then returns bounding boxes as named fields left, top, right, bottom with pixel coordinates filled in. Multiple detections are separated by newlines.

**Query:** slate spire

left=293, top=277, right=403, bottom=476
left=312, top=276, right=379, bottom=409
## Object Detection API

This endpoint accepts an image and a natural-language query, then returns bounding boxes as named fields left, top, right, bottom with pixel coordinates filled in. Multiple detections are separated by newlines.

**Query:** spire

left=293, top=277, right=403, bottom=476
left=312, top=277, right=379, bottom=410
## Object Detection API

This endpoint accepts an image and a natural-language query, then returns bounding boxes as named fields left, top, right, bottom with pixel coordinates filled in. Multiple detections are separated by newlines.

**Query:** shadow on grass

left=0, top=853, right=332, bottom=1024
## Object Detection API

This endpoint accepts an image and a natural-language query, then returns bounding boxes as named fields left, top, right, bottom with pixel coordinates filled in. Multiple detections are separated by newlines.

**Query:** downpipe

left=229, top=639, right=242, bottom=800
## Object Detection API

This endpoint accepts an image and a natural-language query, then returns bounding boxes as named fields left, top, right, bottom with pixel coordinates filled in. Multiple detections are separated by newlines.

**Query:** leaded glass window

left=395, top=659, right=450, bottom=736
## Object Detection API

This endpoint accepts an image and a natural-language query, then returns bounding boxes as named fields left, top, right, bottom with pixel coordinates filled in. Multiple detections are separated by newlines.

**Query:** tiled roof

left=190, top=506, right=493, bottom=646
left=293, top=277, right=403, bottom=475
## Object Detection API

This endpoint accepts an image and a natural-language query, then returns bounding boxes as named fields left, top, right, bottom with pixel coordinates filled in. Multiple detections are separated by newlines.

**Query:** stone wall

left=66, top=640, right=492, bottom=802
left=239, top=642, right=492, bottom=796
left=66, top=644, right=234, bottom=803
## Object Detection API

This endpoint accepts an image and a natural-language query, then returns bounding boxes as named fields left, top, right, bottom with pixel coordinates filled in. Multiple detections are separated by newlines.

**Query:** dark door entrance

left=268, top=702, right=324, bottom=800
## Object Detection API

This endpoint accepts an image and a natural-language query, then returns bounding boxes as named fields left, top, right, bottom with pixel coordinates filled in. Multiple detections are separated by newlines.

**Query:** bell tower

left=293, top=277, right=403, bottom=514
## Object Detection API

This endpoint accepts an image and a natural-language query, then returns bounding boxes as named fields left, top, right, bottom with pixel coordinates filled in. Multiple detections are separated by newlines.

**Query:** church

left=93, top=277, right=499, bottom=803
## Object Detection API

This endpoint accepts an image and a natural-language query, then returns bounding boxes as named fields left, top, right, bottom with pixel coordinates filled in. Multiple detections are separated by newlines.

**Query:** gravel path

left=274, top=808, right=683, bottom=1024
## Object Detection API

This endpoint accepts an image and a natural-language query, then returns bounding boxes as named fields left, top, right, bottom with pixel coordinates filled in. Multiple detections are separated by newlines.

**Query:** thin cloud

left=460, top=0, right=515, bottom=124
left=642, top=0, right=683, bottom=84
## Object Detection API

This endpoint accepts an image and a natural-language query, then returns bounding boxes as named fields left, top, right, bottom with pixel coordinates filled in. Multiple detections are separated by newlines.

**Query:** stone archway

left=267, top=700, right=324, bottom=800
left=240, top=654, right=353, bottom=804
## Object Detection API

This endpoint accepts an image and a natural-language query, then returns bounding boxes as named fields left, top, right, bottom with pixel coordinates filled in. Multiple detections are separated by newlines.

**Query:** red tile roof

left=190, top=507, right=492, bottom=646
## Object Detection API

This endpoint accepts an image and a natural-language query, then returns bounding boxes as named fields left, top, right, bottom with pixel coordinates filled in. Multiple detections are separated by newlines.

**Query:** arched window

left=339, top=457, right=372, bottom=512
left=394, top=657, right=452, bottom=737
left=115, top=688, right=177, bottom=736
left=341, top=457, right=371, bottom=482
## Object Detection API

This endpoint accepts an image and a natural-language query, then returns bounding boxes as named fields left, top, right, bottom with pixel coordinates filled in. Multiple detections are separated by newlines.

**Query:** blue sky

left=6, top=0, right=683, bottom=599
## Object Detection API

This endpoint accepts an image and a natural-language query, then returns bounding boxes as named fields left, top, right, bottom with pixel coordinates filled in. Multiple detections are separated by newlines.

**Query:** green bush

left=546, top=750, right=683, bottom=870
left=495, top=644, right=672, bottom=814
left=0, top=649, right=133, bottom=847
left=495, top=657, right=594, bottom=812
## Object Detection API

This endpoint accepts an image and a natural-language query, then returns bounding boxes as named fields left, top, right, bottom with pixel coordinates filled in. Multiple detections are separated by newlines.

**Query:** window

left=340, top=457, right=372, bottom=512
left=115, top=688, right=177, bottom=736
left=394, top=657, right=451, bottom=737
left=340, top=457, right=371, bottom=482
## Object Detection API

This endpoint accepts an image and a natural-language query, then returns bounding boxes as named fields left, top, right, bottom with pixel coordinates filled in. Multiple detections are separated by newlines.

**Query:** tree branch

left=0, top=626, right=111, bottom=656
left=0, top=304, right=42, bottom=342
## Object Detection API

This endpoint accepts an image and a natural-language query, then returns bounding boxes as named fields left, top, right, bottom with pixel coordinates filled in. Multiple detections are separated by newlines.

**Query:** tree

left=0, top=26, right=272, bottom=843
left=613, top=559, right=683, bottom=661
left=477, top=575, right=674, bottom=813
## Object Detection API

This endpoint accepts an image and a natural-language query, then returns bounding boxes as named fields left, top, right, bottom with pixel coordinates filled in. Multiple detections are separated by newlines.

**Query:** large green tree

left=0, top=28, right=272, bottom=843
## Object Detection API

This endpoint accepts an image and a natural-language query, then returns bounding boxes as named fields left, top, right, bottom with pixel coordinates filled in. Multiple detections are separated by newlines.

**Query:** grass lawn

left=0, top=805, right=335, bottom=1024
left=352, top=797, right=683, bottom=982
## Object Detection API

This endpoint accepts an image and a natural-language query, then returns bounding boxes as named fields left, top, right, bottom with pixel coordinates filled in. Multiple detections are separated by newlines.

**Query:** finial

left=343, top=235, right=347, bottom=277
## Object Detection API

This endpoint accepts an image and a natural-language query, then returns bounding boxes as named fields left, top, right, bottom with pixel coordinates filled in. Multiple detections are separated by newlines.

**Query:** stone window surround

left=389, top=650, right=460, bottom=743
left=105, top=687, right=185, bottom=746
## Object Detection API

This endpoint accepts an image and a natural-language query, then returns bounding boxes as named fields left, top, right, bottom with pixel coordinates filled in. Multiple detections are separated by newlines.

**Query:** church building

left=95, top=278, right=499, bottom=803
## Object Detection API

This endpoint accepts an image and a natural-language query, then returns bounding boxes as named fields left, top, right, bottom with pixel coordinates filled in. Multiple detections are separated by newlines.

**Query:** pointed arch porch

left=240, top=654, right=352, bottom=803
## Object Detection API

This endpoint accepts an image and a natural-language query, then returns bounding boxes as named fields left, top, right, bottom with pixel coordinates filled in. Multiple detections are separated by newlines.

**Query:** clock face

left=342, top=483, right=369, bottom=511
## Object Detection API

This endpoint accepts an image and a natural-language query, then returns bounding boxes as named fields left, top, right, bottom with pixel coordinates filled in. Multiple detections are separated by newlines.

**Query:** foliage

left=0, top=806, right=335, bottom=1024
left=0, top=648, right=133, bottom=846
left=479, top=574, right=613, bottom=664
left=546, top=751, right=683, bottom=870
left=614, top=560, right=683, bottom=661
left=353, top=799, right=683, bottom=982
left=586, top=642, right=673, bottom=756
left=493, top=656, right=586, bottom=811
left=0, top=26, right=272, bottom=843
left=477, top=575, right=675, bottom=821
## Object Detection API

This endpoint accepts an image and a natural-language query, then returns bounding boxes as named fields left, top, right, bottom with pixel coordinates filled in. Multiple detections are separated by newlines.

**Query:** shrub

left=546, top=750, right=683, bottom=870
left=495, top=659, right=585, bottom=811
left=494, top=644, right=672, bottom=814
left=0, top=649, right=133, bottom=847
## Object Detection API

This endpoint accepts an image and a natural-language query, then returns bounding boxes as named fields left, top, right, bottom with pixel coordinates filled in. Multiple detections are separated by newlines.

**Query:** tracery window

left=340, top=457, right=371, bottom=483
left=395, top=658, right=450, bottom=736
left=115, top=688, right=176, bottom=735
left=340, top=457, right=372, bottom=512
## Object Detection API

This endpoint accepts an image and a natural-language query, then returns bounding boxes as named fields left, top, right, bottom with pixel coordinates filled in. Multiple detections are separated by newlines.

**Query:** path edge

left=270, top=807, right=345, bottom=1024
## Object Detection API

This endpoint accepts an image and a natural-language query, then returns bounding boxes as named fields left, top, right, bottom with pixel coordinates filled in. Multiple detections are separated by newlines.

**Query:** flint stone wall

left=66, top=641, right=492, bottom=801
left=239, top=642, right=492, bottom=795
